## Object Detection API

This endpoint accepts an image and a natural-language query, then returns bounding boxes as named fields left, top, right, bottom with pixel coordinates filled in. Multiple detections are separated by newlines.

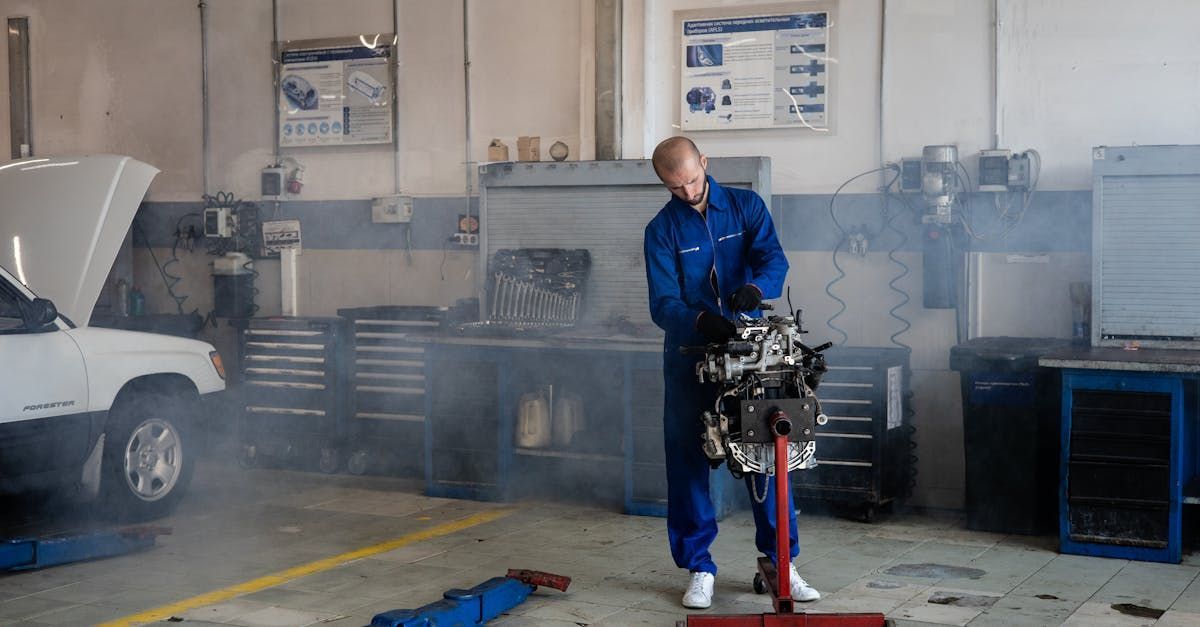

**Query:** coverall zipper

left=701, top=210, right=723, bottom=316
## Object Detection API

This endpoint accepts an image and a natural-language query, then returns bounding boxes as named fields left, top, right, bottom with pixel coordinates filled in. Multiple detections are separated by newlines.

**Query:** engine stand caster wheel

left=318, top=448, right=340, bottom=474
left=752, top=572, right=767, bottom=594
left=347, top=450, right=369, bottom=476
left=239, top=445, right=258, bottom=469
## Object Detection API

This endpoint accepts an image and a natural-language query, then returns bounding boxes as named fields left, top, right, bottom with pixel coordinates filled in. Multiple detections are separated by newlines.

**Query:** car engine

left=692, top=307, right=832, bottom=478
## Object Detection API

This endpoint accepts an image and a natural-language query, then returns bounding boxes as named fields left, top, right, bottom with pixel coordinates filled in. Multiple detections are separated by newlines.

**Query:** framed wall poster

left=278, top=35, right=394, bottom=147
left=677, top=2, right=836, bottom=132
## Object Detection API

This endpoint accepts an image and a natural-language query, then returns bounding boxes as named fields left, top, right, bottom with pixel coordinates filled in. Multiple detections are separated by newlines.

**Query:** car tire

left=101, top=392, right=196, bottom=521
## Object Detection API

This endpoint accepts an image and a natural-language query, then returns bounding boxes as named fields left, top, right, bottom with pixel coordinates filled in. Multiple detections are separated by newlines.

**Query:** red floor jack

left=684, top=408, right=889, bottom=627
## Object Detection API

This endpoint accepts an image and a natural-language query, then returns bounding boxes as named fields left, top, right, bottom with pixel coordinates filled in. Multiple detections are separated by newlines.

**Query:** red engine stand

left=684, top=410, right=889, bottom=627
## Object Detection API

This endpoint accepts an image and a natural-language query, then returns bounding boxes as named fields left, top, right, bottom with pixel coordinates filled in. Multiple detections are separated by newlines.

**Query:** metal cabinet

left=424, top=342, right=629, bottom=505
left=338, top=307, right=444, bottom=477
left=1059, top=371, right=1191, bottom=563
left=234, top=317, right=352, bottom=472
left=421, top=339, right=745, bottom=520
left=791, top=347, right=912, bottom=521
left=424, top=342, right=504, bottom=500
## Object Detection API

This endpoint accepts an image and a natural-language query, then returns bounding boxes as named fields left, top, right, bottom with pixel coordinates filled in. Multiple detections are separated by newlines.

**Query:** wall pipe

left=463, top=0, right=473, bottom=227
left=7, top=17, right=32, bottom=159
left=878, top=0, right=888, bottom=183
left=594, top=0, right=622, bottom=160
left=393, top=0, right=403, bottom=195
left=992, top=0, right=1001, bottom=149
left=199, top=1, right=211, bottom=195
left=272, top=0, right=281, bottom=165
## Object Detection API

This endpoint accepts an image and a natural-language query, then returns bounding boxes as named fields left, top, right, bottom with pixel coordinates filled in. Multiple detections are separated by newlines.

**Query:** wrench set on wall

left=456, top=248, right=591, bottom=334
left=490, top=272, right=579, bottom=325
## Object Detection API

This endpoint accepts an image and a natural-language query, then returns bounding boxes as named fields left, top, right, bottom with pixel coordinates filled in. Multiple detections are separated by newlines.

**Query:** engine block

left=694, top=310, right=831, bottom=476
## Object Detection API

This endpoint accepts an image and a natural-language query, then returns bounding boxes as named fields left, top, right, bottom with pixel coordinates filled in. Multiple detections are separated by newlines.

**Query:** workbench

left=419, top=334, right=910, bottom=521
left=1039, top=346, right=1200, bottom=563
left=418, top=333, right=742, bottom=518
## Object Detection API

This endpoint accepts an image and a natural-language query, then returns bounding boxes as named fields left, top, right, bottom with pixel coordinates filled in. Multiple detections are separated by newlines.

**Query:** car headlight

left=209, top=351, right=226, bottom=380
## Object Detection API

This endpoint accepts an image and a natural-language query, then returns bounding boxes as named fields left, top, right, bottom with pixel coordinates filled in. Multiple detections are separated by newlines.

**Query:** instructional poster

left=279, top=38, right=392, bottom=147
left=680, top=10, right=831, bottom=131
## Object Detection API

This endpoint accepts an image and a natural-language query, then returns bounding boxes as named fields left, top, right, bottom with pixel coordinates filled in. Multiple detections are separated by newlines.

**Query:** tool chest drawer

left=234, top=317, right=352, bottom=472
left=791, top=346, right=912, bottom=522
left=339, top=306, right=446, bottom=477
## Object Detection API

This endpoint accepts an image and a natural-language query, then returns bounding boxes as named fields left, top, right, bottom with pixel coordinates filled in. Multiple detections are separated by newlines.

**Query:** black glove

left=729, top=284, right=763, bottom=312
left=804, top=356, right=827, bottom=390
left=696, top=311, right=736, bottom=343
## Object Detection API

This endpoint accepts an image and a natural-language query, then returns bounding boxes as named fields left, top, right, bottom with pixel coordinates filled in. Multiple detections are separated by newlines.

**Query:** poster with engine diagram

left=278, top=36, right=393, bottom=147
left=679, top=4, right=832, bottom=132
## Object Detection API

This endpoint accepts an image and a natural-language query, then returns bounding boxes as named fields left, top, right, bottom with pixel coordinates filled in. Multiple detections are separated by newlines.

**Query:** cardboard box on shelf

left=487, top=139, right=509, bottom=162
left=517, top=136, right=540, bottom=161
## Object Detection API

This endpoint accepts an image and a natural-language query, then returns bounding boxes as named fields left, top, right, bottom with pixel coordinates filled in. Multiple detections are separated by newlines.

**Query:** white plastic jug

left=515, top=392, right=552, bottom=449
left=552, top=390, right=585, bottom=448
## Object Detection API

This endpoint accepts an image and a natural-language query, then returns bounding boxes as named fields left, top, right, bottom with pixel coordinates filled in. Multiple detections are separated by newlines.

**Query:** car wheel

left=101, top=392, right=195, bottom=521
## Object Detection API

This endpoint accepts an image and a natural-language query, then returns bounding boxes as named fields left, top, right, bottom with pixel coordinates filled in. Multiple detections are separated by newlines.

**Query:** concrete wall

left=3, top=0, right=1199, bottom=510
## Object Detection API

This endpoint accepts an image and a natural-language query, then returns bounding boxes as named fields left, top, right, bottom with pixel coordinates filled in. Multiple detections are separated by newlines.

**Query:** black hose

left=824, top=167, right=892, bottom=345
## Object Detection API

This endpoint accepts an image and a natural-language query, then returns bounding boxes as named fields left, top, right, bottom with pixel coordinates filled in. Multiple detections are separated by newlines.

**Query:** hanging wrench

left=491, top=273, right=503, bottom=320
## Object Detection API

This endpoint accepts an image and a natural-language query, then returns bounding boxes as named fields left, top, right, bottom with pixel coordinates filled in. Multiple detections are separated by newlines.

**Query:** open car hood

left=0, top=155, right=158, bottom=325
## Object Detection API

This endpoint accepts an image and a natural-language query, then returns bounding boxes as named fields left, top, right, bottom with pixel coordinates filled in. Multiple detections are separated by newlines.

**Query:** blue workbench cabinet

left=1059, top=370, right=1193, bottom=563
left=421, top=338, right=740, bottom=518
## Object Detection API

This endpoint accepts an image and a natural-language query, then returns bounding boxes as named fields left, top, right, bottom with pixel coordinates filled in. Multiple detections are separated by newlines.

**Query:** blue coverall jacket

left=643, top=175, right=798, bottom=575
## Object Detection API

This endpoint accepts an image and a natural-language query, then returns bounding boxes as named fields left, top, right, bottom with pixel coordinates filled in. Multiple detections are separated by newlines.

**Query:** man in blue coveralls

left=643, top=137, right=820, bottom=609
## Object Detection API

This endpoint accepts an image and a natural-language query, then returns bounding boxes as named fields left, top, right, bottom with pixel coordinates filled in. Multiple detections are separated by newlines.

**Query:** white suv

left=0, top=155, right=225, bottom=520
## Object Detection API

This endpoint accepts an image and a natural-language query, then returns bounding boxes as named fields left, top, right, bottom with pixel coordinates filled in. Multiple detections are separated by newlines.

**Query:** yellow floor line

left=98, top=507, right=512, bottom=627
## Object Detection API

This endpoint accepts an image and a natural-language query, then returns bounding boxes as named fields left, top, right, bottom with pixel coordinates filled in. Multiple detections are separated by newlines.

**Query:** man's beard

left=687, top=178, right=709, bottom=206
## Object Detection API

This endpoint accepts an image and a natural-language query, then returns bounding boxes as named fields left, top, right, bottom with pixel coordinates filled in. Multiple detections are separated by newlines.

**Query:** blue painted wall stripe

left=771, top=190, right=1091, bottom=253
left=132, top=190, right=1091, bottom=254
left=133, top=197, right=478, bottom=252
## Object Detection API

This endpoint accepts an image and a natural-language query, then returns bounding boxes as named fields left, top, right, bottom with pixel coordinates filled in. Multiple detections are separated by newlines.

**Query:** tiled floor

left=1, top=462, right=1199, bottom=626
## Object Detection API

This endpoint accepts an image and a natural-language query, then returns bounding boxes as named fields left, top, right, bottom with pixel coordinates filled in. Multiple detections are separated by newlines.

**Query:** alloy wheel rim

left=123, top=418, right=182, bottom=501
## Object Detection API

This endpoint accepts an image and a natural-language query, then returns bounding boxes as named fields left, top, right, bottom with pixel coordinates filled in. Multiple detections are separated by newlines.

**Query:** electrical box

left=204, top=207, right=237, bottom=238
left=372, top=195, right=413, bottom=224
left=978, top=149, right=1011, bottom=192
left=1008, top=152, right=1032, bottom=190
left=899, top=158, right=922, bottom=192
left=261, top=167, right=285, bottom=201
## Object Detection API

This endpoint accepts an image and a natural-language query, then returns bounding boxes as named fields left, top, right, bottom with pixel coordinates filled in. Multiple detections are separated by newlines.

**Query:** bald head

left=652, top=137, right=702, bottom=178
left=653, top=137, right=709, bottom=206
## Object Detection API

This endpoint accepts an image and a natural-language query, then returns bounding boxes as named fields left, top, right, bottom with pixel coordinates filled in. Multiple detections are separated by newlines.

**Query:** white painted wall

left=881, top=0, right=992, bottom=168
left=997, top=0, right=1200, bottom=190
left=0, top=0, right=204, bottom=200
left=635, top=0, right=884, bottom=195
left=632, top=0, right=1200, bottom=193
left=0, top=0, right=590, bottom=200
left=6, top=0, right=1195, bottom=198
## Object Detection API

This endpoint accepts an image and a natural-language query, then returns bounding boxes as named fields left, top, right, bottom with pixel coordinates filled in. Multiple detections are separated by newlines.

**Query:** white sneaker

left=682, top=571, right=715, bottom=609
left=788, top=563, right=820, bottom=602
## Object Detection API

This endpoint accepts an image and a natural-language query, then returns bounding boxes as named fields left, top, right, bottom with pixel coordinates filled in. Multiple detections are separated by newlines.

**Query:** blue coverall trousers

left=664, top=354, right=800, bottom=575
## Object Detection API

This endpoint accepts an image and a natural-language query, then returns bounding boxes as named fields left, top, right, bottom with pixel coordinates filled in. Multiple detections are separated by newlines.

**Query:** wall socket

left=452, top=232, right=478, bottom=246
